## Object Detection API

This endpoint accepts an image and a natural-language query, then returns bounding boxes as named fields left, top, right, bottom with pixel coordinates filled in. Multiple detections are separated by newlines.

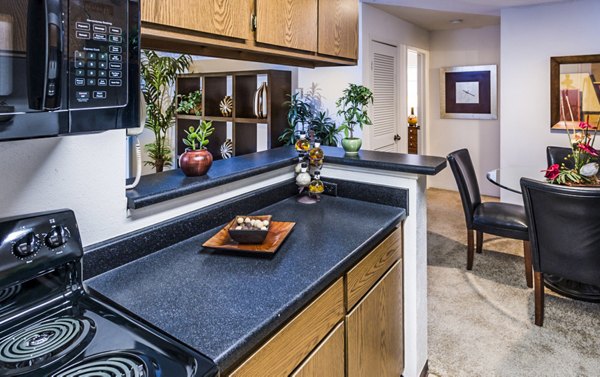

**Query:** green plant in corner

left=336, top=83, right=373, bottom=154
left=336, top=83, right=374, bottom=139
left=183, top=121, right=214, bottom=151
left=141, top=50, right=192, bottom=172
left=311, top=111, right=339, bottom=147
left=177, top=90, right=203, bottom=116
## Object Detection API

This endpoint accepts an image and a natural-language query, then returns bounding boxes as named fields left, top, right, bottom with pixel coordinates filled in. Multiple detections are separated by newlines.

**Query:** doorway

left=407, top=48, right=427, bottom=154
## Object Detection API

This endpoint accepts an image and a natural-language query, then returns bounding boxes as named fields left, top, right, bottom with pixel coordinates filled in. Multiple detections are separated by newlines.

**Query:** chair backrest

left=546, top=146, right=574, bottom=169
left=521, top=178, right=600, bottom=287
left=447, top=149, right=481, bottom=229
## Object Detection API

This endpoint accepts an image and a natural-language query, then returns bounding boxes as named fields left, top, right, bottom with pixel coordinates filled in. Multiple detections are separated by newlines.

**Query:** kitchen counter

left=87, top=195, right=405, bottom=372
left=126, top=146, right=446, bottom=209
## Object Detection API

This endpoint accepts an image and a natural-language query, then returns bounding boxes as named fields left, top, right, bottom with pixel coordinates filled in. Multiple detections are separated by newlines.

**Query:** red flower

left=578, top=143, right=599, bottom=156
left=544, top=164, right=560, bottom=180
left=579, top=121, right=592, bottom=129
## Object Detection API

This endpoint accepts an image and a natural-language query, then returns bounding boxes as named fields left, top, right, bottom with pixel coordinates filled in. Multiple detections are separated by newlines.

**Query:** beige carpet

left=427, top=188, right=600, bottom=377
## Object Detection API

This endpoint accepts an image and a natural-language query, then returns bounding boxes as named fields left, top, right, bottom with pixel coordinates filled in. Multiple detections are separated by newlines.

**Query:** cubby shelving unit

left=175, top=70, right=291, bottom=161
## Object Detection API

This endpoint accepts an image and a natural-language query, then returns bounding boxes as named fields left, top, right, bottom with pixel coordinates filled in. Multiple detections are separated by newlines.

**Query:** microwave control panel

left=68, top=0, right=129, bottom=109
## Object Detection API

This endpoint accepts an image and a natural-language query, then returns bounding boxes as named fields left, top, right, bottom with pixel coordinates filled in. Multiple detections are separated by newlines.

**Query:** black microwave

left=0, top=0, right=140, bottom=141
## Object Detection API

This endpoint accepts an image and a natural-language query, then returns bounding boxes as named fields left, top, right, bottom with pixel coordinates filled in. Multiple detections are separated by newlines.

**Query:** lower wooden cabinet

left=229, top=279, right=344, bottom=377
left=227, top=226, right=403, bottom=376
left=291, top=322, right=345, bottom=377
left=346, top=261, right=404, bottom=377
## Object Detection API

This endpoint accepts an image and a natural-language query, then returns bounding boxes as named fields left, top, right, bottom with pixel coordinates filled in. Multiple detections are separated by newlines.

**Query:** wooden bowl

left=228, top=215, right=272, bottom=244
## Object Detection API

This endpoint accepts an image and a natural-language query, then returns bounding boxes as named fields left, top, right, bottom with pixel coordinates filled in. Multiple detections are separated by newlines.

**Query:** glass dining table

left=486, top=166, right=546, bottom=194
left=487, top=167, right=600, bottom=302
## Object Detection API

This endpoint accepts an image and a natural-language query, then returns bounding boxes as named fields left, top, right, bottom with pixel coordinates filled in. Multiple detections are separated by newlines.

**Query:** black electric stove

left=0, top=210, right=218, bottom=377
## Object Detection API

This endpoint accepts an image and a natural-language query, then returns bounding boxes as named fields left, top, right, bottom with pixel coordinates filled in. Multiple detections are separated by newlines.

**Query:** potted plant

left=336, top=83, right=374, bottom=155
left=177, top=90, right=203, bottom=116
left=311, top=111, right=339, bottom=146
left=179, top=120, right=214, bottom=177
left=141, top=50, right=192, bottom=173
left=278, top=92, right=314, bottom=145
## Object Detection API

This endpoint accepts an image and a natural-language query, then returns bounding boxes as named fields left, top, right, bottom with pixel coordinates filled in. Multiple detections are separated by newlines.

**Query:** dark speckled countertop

left=126, top=146, right=446, bottom=210
left=86, top=195, right=405, bottom=373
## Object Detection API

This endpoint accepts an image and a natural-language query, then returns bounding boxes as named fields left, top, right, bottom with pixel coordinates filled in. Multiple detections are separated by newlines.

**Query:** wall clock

left=440, top=65, right=497, bottom=120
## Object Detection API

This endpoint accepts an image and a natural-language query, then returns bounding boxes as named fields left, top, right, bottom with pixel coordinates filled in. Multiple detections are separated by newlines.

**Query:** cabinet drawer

left=229, top=279, right=344, bottom=376
left=345, top=226, right=402, bottom=310
left=291, top=322, right=345, bottom=377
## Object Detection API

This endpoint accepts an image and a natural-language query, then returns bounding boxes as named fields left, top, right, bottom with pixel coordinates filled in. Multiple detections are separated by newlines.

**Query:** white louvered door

left=370, top=41, right=400, bottom=152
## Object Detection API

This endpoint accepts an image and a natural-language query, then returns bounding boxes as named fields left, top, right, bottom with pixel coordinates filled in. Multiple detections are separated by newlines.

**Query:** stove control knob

left=13, top=232, right=42, bottom=259
left=45, top=226, right=70, bottom=249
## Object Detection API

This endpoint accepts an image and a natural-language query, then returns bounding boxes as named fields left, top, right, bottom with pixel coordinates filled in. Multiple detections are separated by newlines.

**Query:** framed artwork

left=440, top=65, right=497, bottom=120
left=550, top=54, right=600, bottom=129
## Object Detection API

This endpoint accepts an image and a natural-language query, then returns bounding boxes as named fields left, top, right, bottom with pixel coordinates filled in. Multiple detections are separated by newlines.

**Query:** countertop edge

left=125, top=146, right=446, bottom=210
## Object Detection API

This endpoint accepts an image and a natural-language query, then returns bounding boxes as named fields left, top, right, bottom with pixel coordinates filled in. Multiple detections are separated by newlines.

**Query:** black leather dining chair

left=447, top=149, right=532, bottom=287
left=521, top=178, right=600, bottom=326
left=546, top=146, right=574, bottom=169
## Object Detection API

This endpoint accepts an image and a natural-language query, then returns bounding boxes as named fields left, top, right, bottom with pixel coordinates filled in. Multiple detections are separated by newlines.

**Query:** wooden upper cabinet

left=141, top=0, right=251, bottom=40
left=318, top=0, right=359, bottom=59
left=255, top=0, right=318, bottom=52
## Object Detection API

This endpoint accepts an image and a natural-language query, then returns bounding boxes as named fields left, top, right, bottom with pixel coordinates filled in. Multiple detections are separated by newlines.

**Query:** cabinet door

left=255, top=0, right=318, bottom=52
left=346, top=261, right=403, bottom=377
left=141, top=0, right=251, bottom=40
left=291, top=322, right=345, bottom=377
left=318, top=0, right=358, bottom=59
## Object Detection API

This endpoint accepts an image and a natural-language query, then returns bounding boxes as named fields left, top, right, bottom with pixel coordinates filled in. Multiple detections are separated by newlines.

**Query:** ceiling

left=364, top=0, right=575, bottom=31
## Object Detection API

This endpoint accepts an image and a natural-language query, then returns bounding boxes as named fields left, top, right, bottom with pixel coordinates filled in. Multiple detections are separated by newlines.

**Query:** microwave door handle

left=26, top=0, right=63, bottom=111
left=43, top=0, right=63, bottom=110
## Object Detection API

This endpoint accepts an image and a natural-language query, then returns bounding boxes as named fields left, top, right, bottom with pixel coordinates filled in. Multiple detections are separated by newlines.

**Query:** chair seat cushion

left=473, top=202, right=529, bottom=240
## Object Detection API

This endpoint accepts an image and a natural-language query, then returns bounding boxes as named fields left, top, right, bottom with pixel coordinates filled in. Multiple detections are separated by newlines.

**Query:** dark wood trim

left=550, top=54, right=600, bottom=129
left=467, top=229, right=474, bottom=270
left=534, top=271, right=545, bottom=326
left=523, top=241, right=533, bottom=289
left=476, top=231, right=483, bottom=254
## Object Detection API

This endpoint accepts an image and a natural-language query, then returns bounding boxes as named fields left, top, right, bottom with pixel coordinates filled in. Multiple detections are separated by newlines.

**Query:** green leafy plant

left=336, top=84, right=374, bottom=139
left=183, top=120, right=214, bottom=151
left=278, top=123, right=298, bottom=146
left=279, top=92, right=313, bottom=146
left=177, top=90, right=203, bottom=116
left=286, top=92, right=313, bottom=131
left=311, top=111, right=339, bottom=146
left=141, top=50, right=192, bottom=172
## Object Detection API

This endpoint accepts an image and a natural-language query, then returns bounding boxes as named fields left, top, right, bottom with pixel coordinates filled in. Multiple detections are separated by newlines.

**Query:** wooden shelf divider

left=175, top=70, right=291, bottom=161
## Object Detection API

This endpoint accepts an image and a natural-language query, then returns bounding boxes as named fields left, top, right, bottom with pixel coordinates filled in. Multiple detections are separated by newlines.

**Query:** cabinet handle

left=251, top=13, right=257, bottom=31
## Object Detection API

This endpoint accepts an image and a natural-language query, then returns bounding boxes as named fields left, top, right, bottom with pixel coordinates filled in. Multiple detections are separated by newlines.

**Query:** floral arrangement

left=544, top=116, right=599, bottom=185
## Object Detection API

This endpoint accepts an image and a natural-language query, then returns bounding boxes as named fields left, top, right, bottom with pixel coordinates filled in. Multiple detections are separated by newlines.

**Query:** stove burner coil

left=53, top=353, right=148, bottom=377
left=0, top=317, right=94, bottom=373
left=0, top=285, right=21, bottom=304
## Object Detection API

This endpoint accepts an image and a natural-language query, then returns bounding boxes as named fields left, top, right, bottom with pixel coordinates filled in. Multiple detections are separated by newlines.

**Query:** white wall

left=427, top=25, right=501, bottom=197
left=500, top=0, right=600, bottom=202
left=0, top=130, right=294, bottom=247
left=297, top=3, right=429, bottom=146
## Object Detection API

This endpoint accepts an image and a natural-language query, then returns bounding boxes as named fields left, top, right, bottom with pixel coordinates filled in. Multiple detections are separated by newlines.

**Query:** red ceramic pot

left=179, top=149, right=213, bottom=177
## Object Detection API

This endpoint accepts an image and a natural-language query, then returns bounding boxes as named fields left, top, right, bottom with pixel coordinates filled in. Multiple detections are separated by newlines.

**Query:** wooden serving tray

left=202, top=219, right=295, bottom=254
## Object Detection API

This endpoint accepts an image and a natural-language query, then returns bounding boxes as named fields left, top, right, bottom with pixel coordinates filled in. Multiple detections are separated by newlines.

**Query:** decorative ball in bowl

left=228, top=215, right=272, bottom=244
